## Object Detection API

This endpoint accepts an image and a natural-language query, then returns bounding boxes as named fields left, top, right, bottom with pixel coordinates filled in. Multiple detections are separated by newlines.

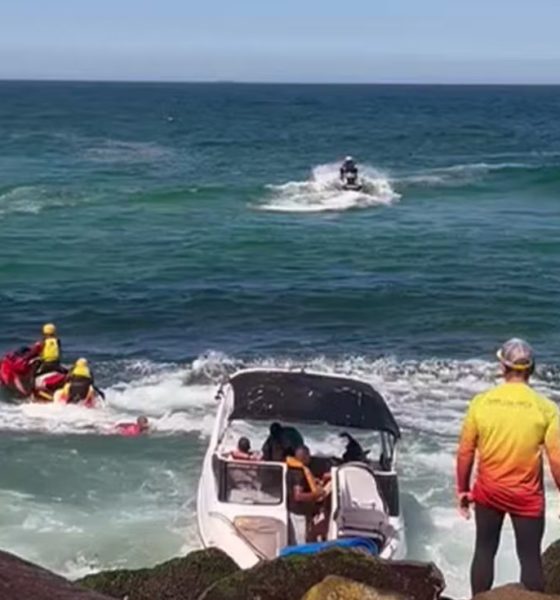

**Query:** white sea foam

left=0, top=186, right=83, bottom=219
left=0, top=365, right=218, bottom=437
left=3, top=352, right=558, bottom=440
left=0, top=477, right=194, bottom=581
left=396, top=161, right=535, bottom=188
left=84, top=139, right=173, bottom=164
left=259, top=163, right=400, bottom=213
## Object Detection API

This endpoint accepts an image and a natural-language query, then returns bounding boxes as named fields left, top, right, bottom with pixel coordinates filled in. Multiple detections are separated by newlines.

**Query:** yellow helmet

left=43, top=323, right=56, bottom=336
left=72, top=358, right=91, bottom=379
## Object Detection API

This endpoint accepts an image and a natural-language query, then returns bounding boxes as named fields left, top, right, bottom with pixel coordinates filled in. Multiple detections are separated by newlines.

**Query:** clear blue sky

left=2, top=0, right=560, bottom=83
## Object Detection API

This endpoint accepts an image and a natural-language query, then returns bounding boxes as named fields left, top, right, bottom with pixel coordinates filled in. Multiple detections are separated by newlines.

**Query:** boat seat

left=335, top=463, right=391, bottom=540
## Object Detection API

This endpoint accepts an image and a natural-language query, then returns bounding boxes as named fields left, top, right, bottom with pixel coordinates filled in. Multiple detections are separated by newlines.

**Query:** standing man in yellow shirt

left=457, top=338, right=560, bottom=595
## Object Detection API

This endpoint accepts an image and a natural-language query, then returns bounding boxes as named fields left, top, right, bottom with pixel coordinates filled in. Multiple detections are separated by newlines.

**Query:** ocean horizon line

left=2, top=78, right=560, bottom=87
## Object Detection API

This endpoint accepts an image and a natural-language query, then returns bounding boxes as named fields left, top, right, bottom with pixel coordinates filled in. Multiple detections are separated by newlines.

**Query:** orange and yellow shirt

left=457, top=382, right=560, bottom=517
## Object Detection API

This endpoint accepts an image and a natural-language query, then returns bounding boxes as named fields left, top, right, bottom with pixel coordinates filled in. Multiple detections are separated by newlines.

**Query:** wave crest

left=2, top=352, right=559, bottom=437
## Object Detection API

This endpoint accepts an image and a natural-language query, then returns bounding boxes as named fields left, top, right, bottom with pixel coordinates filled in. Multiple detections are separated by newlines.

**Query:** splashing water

left=259, top=163, right=400, bottom=212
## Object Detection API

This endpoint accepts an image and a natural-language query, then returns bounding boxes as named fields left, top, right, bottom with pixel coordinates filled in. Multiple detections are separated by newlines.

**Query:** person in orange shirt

left=457, top=338, right=560, bottom=595
left=230, top=437, right=260, bottom=461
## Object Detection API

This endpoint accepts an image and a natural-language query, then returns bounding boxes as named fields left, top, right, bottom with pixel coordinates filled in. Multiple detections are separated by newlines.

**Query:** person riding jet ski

left=30, top=323, right=64, bottom=376
left=55, top=358, right=96, bottom=406
left=340, top=155, right=358, bottom=182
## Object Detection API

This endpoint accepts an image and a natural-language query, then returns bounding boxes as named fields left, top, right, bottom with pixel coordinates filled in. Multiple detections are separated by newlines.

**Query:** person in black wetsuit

left=261, top=422, right=304, bottom=461
left=340, top=156, right=358, bottom=181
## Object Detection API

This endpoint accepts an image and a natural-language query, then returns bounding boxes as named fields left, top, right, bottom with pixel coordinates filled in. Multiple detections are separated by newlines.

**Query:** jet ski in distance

left=339, top=155, right=362, bottom=191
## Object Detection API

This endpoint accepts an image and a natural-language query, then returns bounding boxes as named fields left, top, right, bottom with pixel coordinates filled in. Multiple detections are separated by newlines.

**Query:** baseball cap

left=496, top=338, right=534, bottom=370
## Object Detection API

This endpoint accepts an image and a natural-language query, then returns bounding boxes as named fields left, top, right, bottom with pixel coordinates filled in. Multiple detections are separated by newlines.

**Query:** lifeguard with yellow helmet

left=25, top=324, right=104, bottom=405
left=55, top=357, right=96, bottom=406
left=31, top=323, right=63, bottom=375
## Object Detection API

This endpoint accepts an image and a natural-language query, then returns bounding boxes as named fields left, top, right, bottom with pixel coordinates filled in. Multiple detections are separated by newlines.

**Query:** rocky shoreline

left=2, top=542, right=560, bottom=600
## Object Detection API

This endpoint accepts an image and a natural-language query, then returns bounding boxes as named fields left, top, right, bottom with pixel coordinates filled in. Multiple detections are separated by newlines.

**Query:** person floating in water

left=456, top=338, right=560, bottom=595
left=339, top=155, right=358, bottom=181
left=116, top=416, right=150, bottom=437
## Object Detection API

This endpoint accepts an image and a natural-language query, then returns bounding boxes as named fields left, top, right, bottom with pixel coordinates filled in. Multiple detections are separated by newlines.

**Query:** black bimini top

left=228, top=370, right=400, bottom=439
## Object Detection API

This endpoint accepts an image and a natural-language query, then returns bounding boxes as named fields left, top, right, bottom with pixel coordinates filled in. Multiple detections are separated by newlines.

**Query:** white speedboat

left=197, top=368, right=406, bottom=568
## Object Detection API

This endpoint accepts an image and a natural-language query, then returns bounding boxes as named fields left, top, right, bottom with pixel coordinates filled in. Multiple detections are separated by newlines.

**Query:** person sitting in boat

left=286, top=445, right=327, bottom=545
left=55, top=358, right=95, bottom=405
left=30, top=323, right=64, bottom=375
left=339, top=155, right=358, bottom=181
left=340, top=432, right=369, bottom=463
left=262, top=422, right=304, bottom=461
left=230, top=437, right=260, bottom=461
left=116, top=416, right=150, bottom=437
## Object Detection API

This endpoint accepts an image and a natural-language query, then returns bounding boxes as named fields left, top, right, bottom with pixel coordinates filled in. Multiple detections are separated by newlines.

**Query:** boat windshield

left=218, top=459, right=284, bottom=506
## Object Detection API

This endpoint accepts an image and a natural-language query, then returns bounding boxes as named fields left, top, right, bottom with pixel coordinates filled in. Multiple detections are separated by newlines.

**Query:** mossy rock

left=199, top=548, right=445, bottom=600
left=0, top=549, right=112, bottom=600
left=302, top=575, right=409, bottom=599
left=78, top=548, right=239, bottom=600
left=544, top=540, right=560, bottom=594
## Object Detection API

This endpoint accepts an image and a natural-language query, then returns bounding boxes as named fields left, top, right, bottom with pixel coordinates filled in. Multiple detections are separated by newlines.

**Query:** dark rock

left=474, top=583, right=560, bottom=600
left=198, top=548, right=445, bottom=600
left=79, top=548, right=239, bottom=600
left=0, top=549, right=112, bottom=600
left=544, top=540, right=560, bottom=594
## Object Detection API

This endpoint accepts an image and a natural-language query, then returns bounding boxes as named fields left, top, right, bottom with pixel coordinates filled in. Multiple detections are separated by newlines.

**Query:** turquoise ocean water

left=1, top=82, right=560, bottom=596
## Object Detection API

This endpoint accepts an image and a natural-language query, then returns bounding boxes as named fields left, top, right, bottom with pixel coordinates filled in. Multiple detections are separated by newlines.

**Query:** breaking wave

left=3, top=350, right=559, bottom=438
left=259, top=163, right=400, bottom=213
